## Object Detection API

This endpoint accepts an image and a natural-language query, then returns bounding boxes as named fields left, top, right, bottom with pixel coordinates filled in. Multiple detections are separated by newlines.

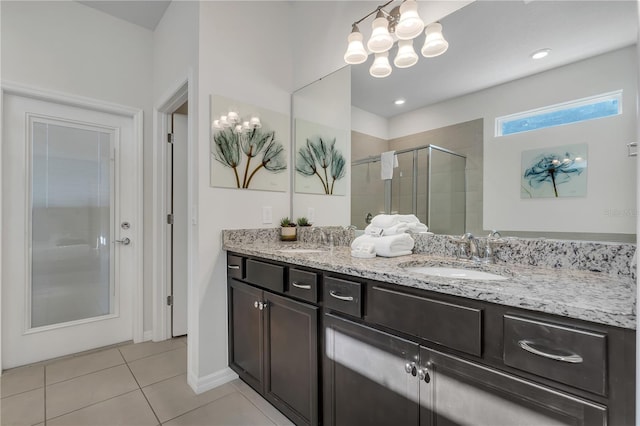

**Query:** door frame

left=151, top=74, right=195, bottom=345
left=0, top=82, right=145, bottom=372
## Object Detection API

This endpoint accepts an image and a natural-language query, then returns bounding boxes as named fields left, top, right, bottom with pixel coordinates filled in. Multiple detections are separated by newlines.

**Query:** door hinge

left=167, top=133, right=174, bottom=144
left=167, top=214, right=174, bottom=224
left=167, top=295, right=173, bottom=306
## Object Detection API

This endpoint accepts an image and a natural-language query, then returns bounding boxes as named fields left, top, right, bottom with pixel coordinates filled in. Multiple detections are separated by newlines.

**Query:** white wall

left=1, top=0, right=154, bottom=328
left=293, top=66, right=352, bottom=225
left=196, top=1, right=293, bottom=379
left=389, top=46, right=637, bottom=236
left=351, top=106, right=389, bottom=140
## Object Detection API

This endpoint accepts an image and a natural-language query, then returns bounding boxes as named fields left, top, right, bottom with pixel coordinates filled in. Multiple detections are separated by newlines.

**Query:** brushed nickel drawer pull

left=227, top=265, right=240, bottom=270
left=518, top=340, right=583, bottom=364
left=292, top=282, right=311, bottom=290
left=329, top=290, right=354, bottom=302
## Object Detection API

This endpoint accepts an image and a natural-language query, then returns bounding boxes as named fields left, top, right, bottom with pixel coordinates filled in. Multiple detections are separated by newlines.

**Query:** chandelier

left=343, top=0, right=449, bottom=78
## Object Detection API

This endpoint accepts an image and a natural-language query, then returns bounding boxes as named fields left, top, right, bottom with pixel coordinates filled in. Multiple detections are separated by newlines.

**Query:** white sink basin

left=277, top=248, right=326, bottom=253
left=405, top=266, right=507, bottom=281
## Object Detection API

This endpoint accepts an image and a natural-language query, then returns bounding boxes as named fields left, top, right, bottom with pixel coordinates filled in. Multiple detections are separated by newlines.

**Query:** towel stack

left=351, top=214, right=428, bottom=258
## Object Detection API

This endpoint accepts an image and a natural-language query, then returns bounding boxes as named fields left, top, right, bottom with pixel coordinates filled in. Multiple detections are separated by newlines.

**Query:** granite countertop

left=223, top=241, right=637, bottom=330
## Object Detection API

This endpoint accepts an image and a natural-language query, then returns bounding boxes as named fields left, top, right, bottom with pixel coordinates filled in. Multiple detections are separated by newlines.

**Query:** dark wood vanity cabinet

left=228, top=253, right=634, bottom=426
left=227, top=256, right=319, bottom=426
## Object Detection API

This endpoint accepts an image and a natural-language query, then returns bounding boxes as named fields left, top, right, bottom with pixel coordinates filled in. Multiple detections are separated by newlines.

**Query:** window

left=495, top=90, right=622, bottom=137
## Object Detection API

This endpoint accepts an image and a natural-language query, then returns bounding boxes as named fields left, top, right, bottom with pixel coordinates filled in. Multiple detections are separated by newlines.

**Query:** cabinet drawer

left=367, top=285, right=482, bottom=357
left=227, top=254, right=245, bottom=279
left=323, top=277, right=362, bottom=318
left=245, top=259, right=285, bottom=293
left=288, top=268, right=318, bottom=304
left=503, top=315, right=607, bottom=396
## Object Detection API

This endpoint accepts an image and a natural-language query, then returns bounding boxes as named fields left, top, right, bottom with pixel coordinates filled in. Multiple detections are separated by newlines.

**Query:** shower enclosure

left=351, top=145, right=466, bottom=235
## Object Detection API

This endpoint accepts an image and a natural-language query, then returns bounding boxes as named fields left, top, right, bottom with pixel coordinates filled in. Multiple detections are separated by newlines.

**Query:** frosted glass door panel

left=351, top=162, right=385, bottom=229
left=31, top=121, right=113, bottom=328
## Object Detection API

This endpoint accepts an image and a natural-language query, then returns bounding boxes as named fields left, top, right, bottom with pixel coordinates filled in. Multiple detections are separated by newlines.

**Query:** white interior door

left=2, top=93, right=139, bottom=369
left=171, top=112, right=188, bottom=337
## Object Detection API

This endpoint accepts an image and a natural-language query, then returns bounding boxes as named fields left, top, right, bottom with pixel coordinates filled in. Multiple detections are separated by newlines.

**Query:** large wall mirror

left=292, top=0, right=638, bottom=242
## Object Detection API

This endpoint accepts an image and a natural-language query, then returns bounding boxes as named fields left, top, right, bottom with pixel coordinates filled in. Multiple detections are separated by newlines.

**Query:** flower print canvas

left=521, top=143, right=587, bottom=198
left=294, top=118, right=348, bottom=196
left=210, top=94, right=289, bottom=192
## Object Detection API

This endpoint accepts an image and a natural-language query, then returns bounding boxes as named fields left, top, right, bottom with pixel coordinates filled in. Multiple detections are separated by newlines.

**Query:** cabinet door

left=264, top=292, right=318, bottom=426
left=419, top=346, right=607, bottom=426
left=228, top=279, right=264, bottom=392
left=324, top=313, right=420, bottom=426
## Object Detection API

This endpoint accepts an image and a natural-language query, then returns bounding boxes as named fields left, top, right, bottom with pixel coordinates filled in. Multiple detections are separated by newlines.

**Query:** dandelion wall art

left=521, top=143, right=588, bottom=198
left=210, top=95, right=289, bottom=191
left=294, top=119, right=348, bottom=195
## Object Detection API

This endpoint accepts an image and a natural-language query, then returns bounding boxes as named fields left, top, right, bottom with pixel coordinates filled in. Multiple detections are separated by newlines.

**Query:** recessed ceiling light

left=394, top=99, right=406, bottom=105
left=531, top=48, right=551, bottom=60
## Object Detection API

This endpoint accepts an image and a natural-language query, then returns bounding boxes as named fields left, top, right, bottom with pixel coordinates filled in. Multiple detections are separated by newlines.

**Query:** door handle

left=114, top=238, right=131, bottom=245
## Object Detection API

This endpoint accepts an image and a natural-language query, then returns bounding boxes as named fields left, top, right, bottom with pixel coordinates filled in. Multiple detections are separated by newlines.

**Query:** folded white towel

left=382, top=223, right=409, bottom=236
left=380, top=151, right=398, bottom=180
left=370, top=214, right=400, bottom=228
left=364, top=225, right=384, bottom=236
left=397, top=214, right=420, bottom=224
left=351, top=234, right=415, bottom=258
left=377, top=250, right=413, bottom=258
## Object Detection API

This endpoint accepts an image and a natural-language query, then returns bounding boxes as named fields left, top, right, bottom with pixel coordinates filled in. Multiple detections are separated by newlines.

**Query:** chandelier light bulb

left=367, top=10, right=394, bottom=53
left=395, top=0, right=425, bottom=40
left=421, top=22, right=449, bottom=57
left=394, top=39, right=418, bottom=68
left=344, top=24, right=368, bottom=64
left=370, top=51, right=392, bottom=78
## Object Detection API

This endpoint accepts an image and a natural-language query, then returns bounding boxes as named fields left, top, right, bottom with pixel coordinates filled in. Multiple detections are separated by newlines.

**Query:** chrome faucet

left=313, top=227, right=333, bottom=248
left=460, top=233, right=479, bottom=259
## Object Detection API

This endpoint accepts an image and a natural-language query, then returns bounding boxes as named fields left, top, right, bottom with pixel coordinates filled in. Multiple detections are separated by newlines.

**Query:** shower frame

left=351, top=144, right=467, bottom=230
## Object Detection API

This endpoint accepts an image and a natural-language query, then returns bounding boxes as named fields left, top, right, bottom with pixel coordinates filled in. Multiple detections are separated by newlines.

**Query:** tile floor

left=0, top=338, right=294, bottom=426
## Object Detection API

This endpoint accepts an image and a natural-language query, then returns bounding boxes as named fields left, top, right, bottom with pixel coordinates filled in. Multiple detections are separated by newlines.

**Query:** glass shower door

left=30, top=121, right=114, bottom=328
left=351, top=161, right=385, bottom=229
left=428, top=147, right=466, bottom=235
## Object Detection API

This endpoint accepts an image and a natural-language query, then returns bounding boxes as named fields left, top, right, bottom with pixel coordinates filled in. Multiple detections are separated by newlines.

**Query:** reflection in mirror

left=346, top=0, right=637, bottom=242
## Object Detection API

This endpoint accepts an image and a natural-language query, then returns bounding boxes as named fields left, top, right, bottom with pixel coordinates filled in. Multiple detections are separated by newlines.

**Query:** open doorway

left=167, top=102, right=188, bottom=337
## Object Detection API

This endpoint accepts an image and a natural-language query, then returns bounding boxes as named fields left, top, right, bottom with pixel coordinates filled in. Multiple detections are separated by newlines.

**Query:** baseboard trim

left=188, top=367, right=239, bottom=394
left=142, top=330, right=153, bottom=341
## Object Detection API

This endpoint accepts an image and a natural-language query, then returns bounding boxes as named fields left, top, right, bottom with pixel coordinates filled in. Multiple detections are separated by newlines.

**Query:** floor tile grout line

left=157, top=389, right=243, bottom=425
left=122, top=355, right=163, bottom=426
left=45, top=361, right=127, bottom=387
left=119, top=343, right=187, bottom=364
left=235, top=391, right=279, bottom=426
left=44, top=388, right=142, bottom=423
left=0, top=384, right=45, bottom=400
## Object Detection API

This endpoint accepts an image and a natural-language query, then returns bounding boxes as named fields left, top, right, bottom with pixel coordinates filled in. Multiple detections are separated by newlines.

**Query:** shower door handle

left=114, top=238, right=131, bottom=245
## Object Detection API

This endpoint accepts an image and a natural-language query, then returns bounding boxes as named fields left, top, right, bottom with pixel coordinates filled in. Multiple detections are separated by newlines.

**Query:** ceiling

left=351, top=0, right=638, bottom=118
left=77, top=0, right=171, bottom=30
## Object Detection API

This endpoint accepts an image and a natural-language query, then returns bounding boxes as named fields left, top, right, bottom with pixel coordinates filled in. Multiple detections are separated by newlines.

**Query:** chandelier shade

left=395, top=0, right=424, bottom=40
left=344, top=25, right=368, bottom=64
left=367, top=10, right=394, bottom=53
left=421, top=22, right=449, bottom=57
left=370, top=52, right=392, bottom=78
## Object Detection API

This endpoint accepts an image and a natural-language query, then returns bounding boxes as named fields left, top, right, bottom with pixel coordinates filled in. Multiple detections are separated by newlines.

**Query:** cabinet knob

left=404, top=362, right=417, bottom=376
left=418, top=368, right=431, bottom=383
left=254, top=301, right=259, bottom=309
left=258, top=301, right=267, bottom=310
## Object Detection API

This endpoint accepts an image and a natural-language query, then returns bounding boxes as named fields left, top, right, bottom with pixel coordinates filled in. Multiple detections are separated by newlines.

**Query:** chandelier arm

left=353, top=0, right=396, bottom=26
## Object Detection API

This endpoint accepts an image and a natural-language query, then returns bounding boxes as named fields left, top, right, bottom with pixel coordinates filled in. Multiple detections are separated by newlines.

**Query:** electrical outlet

left=262, top=206, right=273, bottom=224
left=307, top=207, right=315, bottom=222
